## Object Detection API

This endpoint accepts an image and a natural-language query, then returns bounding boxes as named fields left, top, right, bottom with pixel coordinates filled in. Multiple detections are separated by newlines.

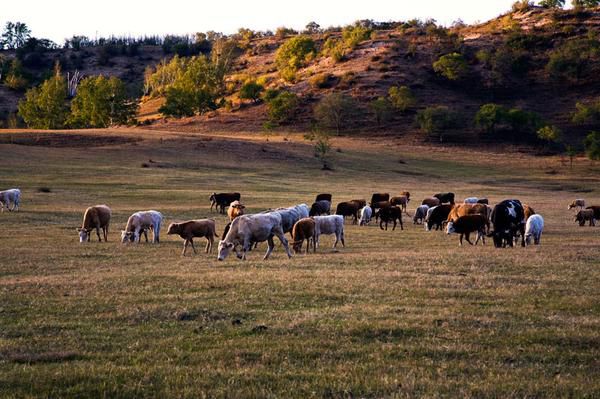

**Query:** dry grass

left=0, top=128, right=599, bottom=398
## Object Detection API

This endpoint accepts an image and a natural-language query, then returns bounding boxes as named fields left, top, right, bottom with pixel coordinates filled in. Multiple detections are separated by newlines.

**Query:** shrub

left=512, top=0, right=534, bottom=12
left=540, top=0, right=565, bottom=8
left=537, top=125, right=562, bottom=143
left=275, top=36, right=316, bottom=81
left=309, top=73, right=333, bottom=89
left=388, top=85, right=416, bottom=112
left=572, top=0, right=600, bottom=8
left=433, top=53, right=468, bottom=81
left=314, top=93, right=358, bottom=134
left=265, top=91, right=299, bottom=124
left=415, top=106, right=460, bottom=142
left=321, top=37, right=345, bottom=62
left=369, top=97, right=393, bottom=126
left=304, top=130, right=333, bottom=170
left=584, top=131, right=600, bottom=161
left=342, top=24, right=372, bottom=49
left=239, top=81, right=264, bottom=102
left=546, top=36, right=600, bottom=83
left=160, top=87, right=197, bottom=117
left=5, top=74, right=27, bottom=90
left=475, top=103, right=509, bottom=134
left=17, top=65, right=68, bottom=129
left=572, top=99, right=600, bottom=124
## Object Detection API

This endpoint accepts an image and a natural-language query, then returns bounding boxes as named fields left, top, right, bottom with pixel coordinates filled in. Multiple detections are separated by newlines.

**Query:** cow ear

left=227, top=242, right=234, bottom=249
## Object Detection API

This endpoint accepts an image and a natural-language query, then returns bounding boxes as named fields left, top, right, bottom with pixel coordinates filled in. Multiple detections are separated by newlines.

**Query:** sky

left=3, top=0, right=520, bottom=44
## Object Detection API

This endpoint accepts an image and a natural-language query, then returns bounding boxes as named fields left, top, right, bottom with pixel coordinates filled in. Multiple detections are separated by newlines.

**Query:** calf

left=575, top=209, right=596, bottom=226
left=209, top=192, right=241, bottom=214
left=291, top=218, right=316, bottom=254
left=525, top=214, right=544, bottom=246
left=359, top=205, right=372, bottom=226
left=227, top=200, right=246, bottom=221
left=167, top=219, right=218, bottom=255
left=379, top=206, right=403, bottom=231
left=121, top=210, right=163, bottom=243
left=413, top=204, right=429, bottom=225
left=446, top=214, right=489, bottom=246
left=434, top=192, right=455, bottom=204
left=390, top=196, right=409, bottom=214
left=313, top=215, right=345, bottom=249
left=78, top=205, right=111, bottom=242
left=309, top=200, right=331, bottom=216
left=0, top=188, right=20, bottom=212
left=568, top=199, right=585, bottom=211
left=422, top=197, right=441, bottom=208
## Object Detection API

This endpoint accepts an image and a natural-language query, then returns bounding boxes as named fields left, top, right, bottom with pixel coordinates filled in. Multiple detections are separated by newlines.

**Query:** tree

left=275, top=36, right=316, bottom=82
left=304, top=22, right=321, bottom=34
left=537, top=125, right=562, bottom=149
left=239, top=81, right=264, bottom=103
left=565, top=145, right=577, bottom=169
left=69, top=75, right=137, bottom=128
left=475, top=103, right=509, bottom=134
left=546, top=36, right=599, bottom=83
left=1, top=22, right=31, bottom=49
left=313, top=93, right=358, bottom=134
left=539, top=0, right=565, bottom=7
left=4, top=59, right=28, bottom=91
left=583, top=131, right=600, bottom=161
left=572, top=0, right=599, bottom=8
left=433, top=53, right=468, bottom=81
left=265, top=91, right=299, bottom=125
left=369, top=97, right=393, bottom=126
left=305, top=130, right=333, bottom=170
left=17, top=64, right=68, bottom=129
left=572, top=99, right=600, bottom=124
left=415, top=106, right=458, bottom=142
left=387, top=85, right=416, bottom=112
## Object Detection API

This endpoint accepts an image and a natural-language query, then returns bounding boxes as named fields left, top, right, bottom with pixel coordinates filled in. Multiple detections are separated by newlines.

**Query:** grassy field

left=0, top=128, right=599, bottom=398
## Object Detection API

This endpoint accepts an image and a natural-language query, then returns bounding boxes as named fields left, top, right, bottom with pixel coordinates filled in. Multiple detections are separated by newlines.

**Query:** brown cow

left=390, top=196, right=409, bottom=214
left=446, top=214, right=489, bottom=246
left=291, top=218, right=316, bottom=254
left=422, top=197, right=441, bottom=208
left=524, top=204, right=536, bottom=221
left=447, top=203, right=490, bottom=223
left=167, top=219, right=218, bottom=255
left=379, top=206, right=404, bottom=231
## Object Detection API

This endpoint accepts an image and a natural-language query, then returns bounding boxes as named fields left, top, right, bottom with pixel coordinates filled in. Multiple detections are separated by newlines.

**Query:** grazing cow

left=315, top=193, right=332, bottom=203
left=379, top=206, right=404, bottom=231
left=447, top=203, right=490, bottom=223
left=359, top=205, right=372, bottom=226
left=489, top=199, right=525, bottom=248
left=434, top=192, right=455, bottom=204
left=372, top=200, right=391, bottom=222
left=217, top=213, right=292, bottom=261
left=291, top=218, right=316, bottom=254
left=523, top=204, right=536, bottom=221
left=422, top=197, right=441, bottom=208
left=425, top=204, right=453, bottom=231
left=477, top=198, right=489, bottom=205
left=446, top=214, right=489, bottom=246
left=575, top=209, right=596, bottom=226
left=309, top=200, right=331, bottom=216
left=0, top=188, right=20, bottom=212
left=568, top=199, right=585, bottom=211
left=273, top=204, right=310, bottom=234
left=78, top=205, right=111, bottom=242
left=586, top=206, right=600, bottom=220
left=390, top=196, right=409, bottom=214
left=167, top=219, right=218, bottom=255
left=413, top=204, right=429, bottom=225
left=371, top=193, right=390, bottom=205
left=336, top=201, right=363, bottom=224
left=209, top=192, right=241, bottom=214
left=525, top=214, right=544, bottom=246
left=227, top=200, right=246, bottom=221
left=400, top=191, right=411, bottom=203
left=121, top=210, right=163, bottom=243
left=463, top=197, right=479, bottom=204
left=313, top=215, right=345, bottom=249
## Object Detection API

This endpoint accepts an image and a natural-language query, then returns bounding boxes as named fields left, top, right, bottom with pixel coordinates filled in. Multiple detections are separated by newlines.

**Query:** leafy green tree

left=4, top=58, right=28, bottom=91
left=321, top=37, right=345, bottom=62
left=160, top=87, right=197, bottom=117
left=304, top=130, right=333, bottom=170
left=433, top=53, right=468, bottom=81
left=546, top=36, right=599, bottom=83
left=17, top=64, right=68, bottom=129
left=275, top=36, right=316, bottom=82
left=584, top=131, right=600, bottom=161
left=304, top=22, right=321, bottom=34
left=415, top=106, right=459, bottom=142
left=369, top=97, right=393, bottom=126
left=572, top=99, right=600, bottom=124
left=1, top=22, right=31, bottom=49
left=539, top=0, right=565, bottom=7
left=265, top=91, right=299, bottom=124
left=537, top=125, right=562, bottom=144
left=388, top=85, right=416, bottom=112
left=475, top=104, right=509, bottom=134
left=313, top=93, right=358, bottom=134
left=239, top=81, right=264, bottom=103
left=68, top=75, right=137, bottom=128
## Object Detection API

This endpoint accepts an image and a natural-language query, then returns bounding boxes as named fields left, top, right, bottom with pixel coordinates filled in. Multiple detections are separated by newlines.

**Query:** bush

left=584, top=131, right=600, bottom=161
left=265, top=91, right=299, bottom=124
left=17, top=65, right=68, bottom=129
left=388, top=85, right=416, bottom=112
left=475, top=103, right=509, bottom=134
left=572, top=99, right=600, bottom=124
left=546, top=36, right=600, bottom=83
left=572, top=0, right=600, bottom=8
left=239, top=81, right=264, bottom=102
left=321, top=37, right=345, bottom=62
left=313, top=93, right=358, bottom=134
left=539, top=0, right=565, bottom=7
left=275, top=36, right=316, bottom=82
left=309, top=73, right=333, bottom=89
left=415, top=106, right=460, bottom=142
left=512, top=0, right=534, bottom=12
left=160, top=87, right=197, bottom=117
left=5, top=74, right=28, bottom=90
left=537, top=125, right=562, bottom=143
left=342, top=24, right=372, bottom=49
left=433, top=53, right=468, bottom=81
left=369, top=97, right=393, bottom=126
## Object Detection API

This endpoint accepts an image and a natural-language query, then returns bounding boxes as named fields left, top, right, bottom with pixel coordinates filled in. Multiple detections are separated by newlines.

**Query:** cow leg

left=103, top=226, right=109, bottom=242
left=392, top=219, right=397, bottom=231
left=154, top=224, right=160, bottom=243
left=459, top=234, right=463, bottom=246
left=465, top=232, right=473, bottom=245
left=274, top=228, right=292, bottom=259
left=96, top=226, right=102, bottom=242
left=340, top=230, right=345, bottom=247
left=520, top=226, right=525, bottom=247
left=182, top=240, right=189, bottom=256
left=264, top=236, right=275, bottom=260
left=379, top=220, right=384, bottom=230
left=205, top=237, right=212, bottom=253
left=399, top=217, right=404, bottom=230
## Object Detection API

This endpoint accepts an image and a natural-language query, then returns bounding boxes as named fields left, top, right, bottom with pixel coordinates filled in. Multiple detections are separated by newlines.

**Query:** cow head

left=77, top=228, right=90, bottom=243
left=446, top=222, right=455, bottom=235
left=121, top=230, right=135, bottom=243
left=217, top=240, right=235, bottom=261
left=209, top=193, right=216, bottom=202
left=166, top=223, right=180, bottom=235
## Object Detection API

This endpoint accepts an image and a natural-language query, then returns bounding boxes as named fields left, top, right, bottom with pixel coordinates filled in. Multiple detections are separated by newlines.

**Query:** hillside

left=2, top=6, right=600, bottom=146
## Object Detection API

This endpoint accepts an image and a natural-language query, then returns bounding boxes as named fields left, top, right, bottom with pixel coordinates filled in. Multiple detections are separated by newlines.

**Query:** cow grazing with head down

left=568, top=199, right=585, bottom=211
left=336, top=200, right=364, bottom=224
left=309, top=200, right=331, bottom=216
left=523, top=204, right=536, bottom=221
left=359, top=205, right=372, bottom=226
left=525, top=214, right=544, bottom=246
left=400, top=191, right=411, bottom=203
left=425, top=205, right=452, bottom=231
left=447, top=203, right=490, bottom=224
left=167, top=219, right=218, bottom=255
left=217, top=213, right=292, bottom=261
left=121, top=210, right=163, bottom=244
left=446, top=214, right=489, bottom=246
left=78, top=205, right=111, bottom=242
left=379, top=206, right=404, bottom=231
left=291, top=217, right=316, bottom=254
left=0, top=188, right=21, bottom=212
left=413, top=205, right=429, bottom=225
left=315, top=193, right=332, bottom=203
left=489, top=199, right=526, bottom=248
left=434, top=192, right=455, bottom=204
left=209, top=192, right=241, bottom=214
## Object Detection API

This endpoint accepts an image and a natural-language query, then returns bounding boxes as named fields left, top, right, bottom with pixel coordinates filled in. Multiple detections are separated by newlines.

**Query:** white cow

left=0, top=188, right=20, bottom=212
left=413, top=204, right=429, bottom=225
left=273, top=203, right=310, bottom=234
left=359, top=206, right=372, bottom=226
left=217, top=213, right=292, bottom=261
left=464, top=197, right=479, bottom=204
left=121, top=210, right=163, bottom=243
left=313, top=215, right=345, bottom=249
left=424, top=205, right=438, bottom=231
left=525, top=214, right=544, bottom=246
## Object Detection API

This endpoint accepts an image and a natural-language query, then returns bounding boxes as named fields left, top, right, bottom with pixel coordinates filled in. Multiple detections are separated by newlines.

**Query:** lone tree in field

left=314, top=93, right=357, bottom=134
left=304, top=129, right=333, bottom=170
left=18, top=64, right=68, bottom=129
left=433, top=53, right=468, bottom=81
left=584, top=131, right=600, bottom=162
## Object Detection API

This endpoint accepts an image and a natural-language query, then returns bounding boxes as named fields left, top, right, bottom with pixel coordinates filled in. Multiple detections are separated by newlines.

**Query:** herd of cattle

left=1, top=188, right=599, bottom=261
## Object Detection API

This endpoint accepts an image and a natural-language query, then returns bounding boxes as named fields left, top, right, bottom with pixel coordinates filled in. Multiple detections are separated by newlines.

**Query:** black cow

left=209, top=192, right=241, bottom=214
left=434, top=192, right=455, bottom=204
left=379, top=206, right=404, bottom=231
left=426, top=204, right=452, bottom=231
left=309, top=200, right=331, bottom=216
left=586, top=206, right=600, bottom=220
left=336, top=201, right=362, bottom=224
left=316, top=193, right=332, bottom=203
left=489, top=199, right=526, bottom=248
left=370, top=193, right=390, bottom=205
left=477, top=198, right=489, bottom=205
